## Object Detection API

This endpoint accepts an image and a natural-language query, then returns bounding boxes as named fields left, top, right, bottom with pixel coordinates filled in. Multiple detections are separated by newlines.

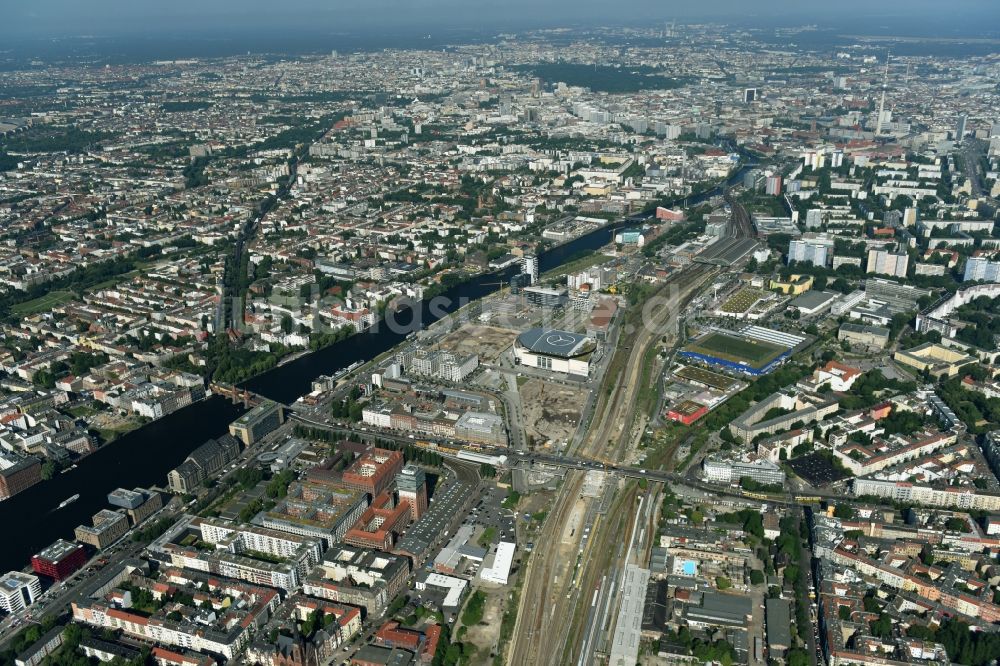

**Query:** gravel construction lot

left=518, top=378, right=588, bottom=448
left=438, top=323, right=517, bottom=363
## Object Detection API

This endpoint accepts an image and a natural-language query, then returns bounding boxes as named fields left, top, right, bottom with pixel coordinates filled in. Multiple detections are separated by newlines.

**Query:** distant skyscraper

left=765, top=175, right=782, bottom=196
left=743, top=88, right=757, bottom=104
left=956, top=114, right=968, bottom=141
left=875, top=54, right=891, bottom=135
left=523, top=254, right=538, bottom=285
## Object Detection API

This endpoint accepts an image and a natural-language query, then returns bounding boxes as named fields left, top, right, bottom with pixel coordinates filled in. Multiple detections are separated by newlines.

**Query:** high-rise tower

left=876, top=54, right=891, bottom=134
left=396, top=465, right=427, bottom=521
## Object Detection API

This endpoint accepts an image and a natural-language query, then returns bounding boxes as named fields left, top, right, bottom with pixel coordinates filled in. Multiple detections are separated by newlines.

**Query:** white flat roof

left=424, top=572, right=468, bottom=608
left=479, top=541, right=516, bottom=586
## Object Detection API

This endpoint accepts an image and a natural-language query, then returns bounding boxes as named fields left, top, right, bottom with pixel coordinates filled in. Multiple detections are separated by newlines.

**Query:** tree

left=787, top=648, right=811, bottom=666
left=870, top=613, right=893, bottom=639
left=461, top=590, right=486, bottom=626
left=833, top=504, right=855, bottom=519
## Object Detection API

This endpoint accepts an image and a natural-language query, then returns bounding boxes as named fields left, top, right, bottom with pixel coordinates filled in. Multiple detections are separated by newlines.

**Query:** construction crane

left=483, top=279, right=508, bottom=295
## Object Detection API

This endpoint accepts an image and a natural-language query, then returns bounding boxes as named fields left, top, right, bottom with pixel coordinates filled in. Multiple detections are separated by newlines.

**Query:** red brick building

left=341, top=449, right=404, bottom=497
left=374, top=621, right=421, bottom=652
left=372, top=621, right=441, bottom=663
left=344, top=492, right=411, bottom=551
left=0, top=456, right=42, bottom=500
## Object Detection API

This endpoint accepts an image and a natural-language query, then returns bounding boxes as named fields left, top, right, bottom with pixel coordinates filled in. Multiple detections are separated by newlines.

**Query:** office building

left=956, top=113, right=967, bottom=140
left=108, top=488, right=163, bottom=525
left=963, top=256, right=1000, bottom=282
left=0, top=572, right=41, bottom=613
left=867, top=249, right=909, bottom=278
left=257, top=480, right=368, bottom=548
left=229, top=400, right=285, bottom=446
left=522, top=254, right=538, bottom=285
left=341, top=448, right=404, bottom=497
left=396, top=475, right=478, bottom=567
left=451, top=412, right=505, bottom=446
left=508, top=273, right=531, bottom=294
left=702, top=457, right=785, bottom=486
left=74, top=510, right=129, bottom=550
left=344, top=492, right=411, bottom=551
left=743, top=88, right=757, bottom=104
left=107, top=488, right=146, bottom=510
left=523, top=285, right=567, bottom=308
left=0, top=456, right=42, bottom=500
left=396, top=465, right=428, bottom=520
left=167, top=435, right=241, bottom=493
left=31, top=540, right=87, bottom=581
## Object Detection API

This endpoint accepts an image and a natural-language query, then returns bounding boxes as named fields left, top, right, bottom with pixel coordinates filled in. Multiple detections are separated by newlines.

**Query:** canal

left=0, top=161, right=754, bottom=572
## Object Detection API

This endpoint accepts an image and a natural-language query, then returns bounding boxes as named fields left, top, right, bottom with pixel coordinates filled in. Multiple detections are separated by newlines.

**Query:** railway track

left=509, top=263, right=717, bottom=665
left=508, top=195, right=754, bottom=665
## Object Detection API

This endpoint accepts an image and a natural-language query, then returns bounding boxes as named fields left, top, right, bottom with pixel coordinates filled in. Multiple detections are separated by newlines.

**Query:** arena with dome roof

left=513, top=327, right=596, bottom=377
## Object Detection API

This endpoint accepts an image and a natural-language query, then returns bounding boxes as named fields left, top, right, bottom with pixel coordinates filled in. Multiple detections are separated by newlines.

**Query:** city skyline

left=2, top=9, right=1000, bottom=666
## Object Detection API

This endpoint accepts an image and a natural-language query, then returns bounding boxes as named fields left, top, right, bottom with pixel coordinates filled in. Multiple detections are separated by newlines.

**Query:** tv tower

left=876, top=53, right=890, bottom=135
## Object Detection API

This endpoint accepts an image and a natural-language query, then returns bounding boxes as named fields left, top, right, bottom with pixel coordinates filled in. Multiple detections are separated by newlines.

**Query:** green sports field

left=683, top=331, right=787, bottom=367
left=11, top=290, right=75, bottom=316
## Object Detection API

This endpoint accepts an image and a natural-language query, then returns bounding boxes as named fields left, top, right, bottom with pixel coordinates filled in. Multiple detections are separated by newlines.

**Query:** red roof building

left=344, top=492, right=411, bottom=551
left=374, top=621, right=421, bottom=652
left=31, top=539, right=87, bottom=581
left=667, top=400, right=709, bottom=426
left=341, top=449, right=404, bottom=497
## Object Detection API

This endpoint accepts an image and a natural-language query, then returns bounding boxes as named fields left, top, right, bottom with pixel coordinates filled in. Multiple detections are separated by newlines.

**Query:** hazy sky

left=4, top=0, right=999, bottom=40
